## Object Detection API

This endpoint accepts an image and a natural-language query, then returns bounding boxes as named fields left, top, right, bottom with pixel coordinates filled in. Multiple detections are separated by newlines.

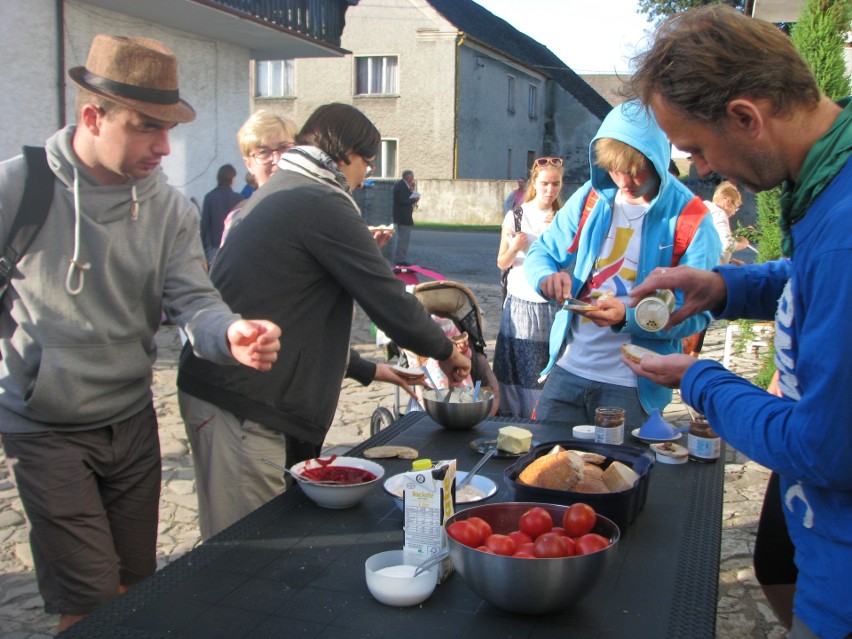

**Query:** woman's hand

left=372, top=363, right=423, bottom=400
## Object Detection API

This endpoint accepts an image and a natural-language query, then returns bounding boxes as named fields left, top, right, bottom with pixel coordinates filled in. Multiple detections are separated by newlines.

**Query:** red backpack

left=567, top=188, right=709, bottom=267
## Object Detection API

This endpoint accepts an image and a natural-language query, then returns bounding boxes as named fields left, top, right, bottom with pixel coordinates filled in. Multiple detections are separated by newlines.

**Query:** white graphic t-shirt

left=504, top=204, right=552, bottom=303
left=558, top=192, right=648, bottom=387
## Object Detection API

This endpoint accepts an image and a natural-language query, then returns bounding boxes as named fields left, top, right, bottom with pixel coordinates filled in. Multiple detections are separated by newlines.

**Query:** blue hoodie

left=525, top=101, right=721, bottom=413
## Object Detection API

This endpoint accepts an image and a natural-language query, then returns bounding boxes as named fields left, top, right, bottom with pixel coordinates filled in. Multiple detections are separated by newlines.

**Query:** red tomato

left=533, top=532, right=567, bottom=558
left=484, top=533, right=517, bottom=556
left=517, top=542, right=536, bottom=555
left=512, top=550, right=536, bottom=558
left=476, top=545, right=493, bottom=553
left=559, top=535, right=577, bottom=557
left=447, top=520, right=480, bottom=547
left=507, top=530, right=533, bottom=547
left=465, top=517, right=492, bottom=546
left=563, top=503, right=597, bottom=537
left=519, top=507, right=553, bottom=539
left=575, top=533, right=610, bottom=555
left=550, top=527, right=567, bottom=537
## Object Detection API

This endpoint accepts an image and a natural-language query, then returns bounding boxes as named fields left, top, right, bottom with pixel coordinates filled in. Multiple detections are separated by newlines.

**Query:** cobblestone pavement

left=0, top=272, right=787, bottom=638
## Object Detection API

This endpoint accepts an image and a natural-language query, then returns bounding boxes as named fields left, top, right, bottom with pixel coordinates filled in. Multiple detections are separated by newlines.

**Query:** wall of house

left=549, top=89, right=603, bottom=186
left=455, top=44, right=546, bottom=181
left=1, top=0, right=250, bottom=205
left=257, top=0, right=459, bottom=180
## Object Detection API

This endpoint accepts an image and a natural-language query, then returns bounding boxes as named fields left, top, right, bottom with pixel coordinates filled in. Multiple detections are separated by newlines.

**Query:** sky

left=473, top=0, right=656, bottom=74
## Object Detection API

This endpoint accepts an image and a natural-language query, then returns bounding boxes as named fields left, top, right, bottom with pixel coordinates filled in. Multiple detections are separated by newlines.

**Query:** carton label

left=402, top=460, right=456, bottom=582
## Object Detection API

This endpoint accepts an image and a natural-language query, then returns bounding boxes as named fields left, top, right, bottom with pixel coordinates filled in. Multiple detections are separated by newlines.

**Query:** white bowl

left=290, top=456, right=385, bottom=509
left=383, top=471, right=498, bottom=511
left=365, top=550, right=438, bottom=607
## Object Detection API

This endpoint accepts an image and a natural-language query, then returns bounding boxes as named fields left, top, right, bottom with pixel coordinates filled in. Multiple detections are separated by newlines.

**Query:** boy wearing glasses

left=524, top=100, right=720, bottom=428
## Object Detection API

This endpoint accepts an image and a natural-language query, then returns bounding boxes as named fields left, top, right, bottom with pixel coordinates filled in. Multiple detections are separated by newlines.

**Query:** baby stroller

left=369, top=280, right=495, bottom=435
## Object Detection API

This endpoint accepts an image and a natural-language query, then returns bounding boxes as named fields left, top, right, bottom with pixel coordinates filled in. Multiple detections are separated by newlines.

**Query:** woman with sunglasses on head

left=493, top=157, right=563, bottom=418
left=177, top=103, right=471, bottom=540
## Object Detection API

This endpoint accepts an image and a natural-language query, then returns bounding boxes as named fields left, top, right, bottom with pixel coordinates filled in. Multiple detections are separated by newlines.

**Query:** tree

left=791, top=0, right=852, bottom=100
left=637, top=0, right=743, bottom=23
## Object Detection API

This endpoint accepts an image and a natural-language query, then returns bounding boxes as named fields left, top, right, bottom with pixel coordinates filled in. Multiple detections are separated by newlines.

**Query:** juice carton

left=401, top=459, right=456, bottom=583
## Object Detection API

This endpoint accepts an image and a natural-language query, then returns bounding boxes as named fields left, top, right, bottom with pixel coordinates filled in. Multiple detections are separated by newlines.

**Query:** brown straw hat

left=68, top=34, right=196, bottom=123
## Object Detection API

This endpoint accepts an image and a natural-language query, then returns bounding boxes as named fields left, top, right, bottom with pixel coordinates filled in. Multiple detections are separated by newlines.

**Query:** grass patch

left=416, top=223, right=501, bottom=232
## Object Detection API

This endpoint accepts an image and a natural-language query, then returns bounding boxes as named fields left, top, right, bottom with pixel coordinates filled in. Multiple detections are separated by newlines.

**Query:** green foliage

left=754, top=187, right=783, bottom=263
left=636, top=0, right=742, bottom=22
left=791, top=0, right=852, bottom=100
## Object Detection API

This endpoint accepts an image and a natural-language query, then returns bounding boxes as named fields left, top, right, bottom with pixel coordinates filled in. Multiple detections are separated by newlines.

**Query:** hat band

left=81, top=70, right=180, bottom=105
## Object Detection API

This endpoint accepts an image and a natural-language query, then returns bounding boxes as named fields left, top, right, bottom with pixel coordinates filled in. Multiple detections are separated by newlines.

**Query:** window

left=374, top=139, right=397, bottom=178
left=255, top=60, right=295, bottom=98
left=527, top=151, right=536, bottom=170
left=529, top=85, right=538, bottom=119
left=355, top=56, right=398, bottom=95
left=507, top=75, right=515, bottom=113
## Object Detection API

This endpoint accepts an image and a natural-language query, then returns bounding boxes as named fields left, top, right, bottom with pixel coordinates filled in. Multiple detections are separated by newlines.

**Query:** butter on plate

left=497, top=426, right=533, bottom=454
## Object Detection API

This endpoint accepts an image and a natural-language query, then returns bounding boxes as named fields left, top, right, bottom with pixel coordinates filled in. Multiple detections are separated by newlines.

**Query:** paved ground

left=0, top=230, right=787, bottom=638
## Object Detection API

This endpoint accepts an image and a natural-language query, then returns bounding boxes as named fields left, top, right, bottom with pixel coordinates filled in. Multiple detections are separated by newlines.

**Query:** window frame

left=255, top=59, right=295, bottom=98
left=507, top=75, right=516, bottom=114
left=354, top=55, right=399, bottom=96
left=374, top=139, right=398, bottom=178
left=528, top=84, right=538, bottom=119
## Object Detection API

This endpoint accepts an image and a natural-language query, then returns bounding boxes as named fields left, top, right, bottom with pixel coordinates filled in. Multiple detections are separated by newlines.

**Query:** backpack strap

left=566, top=188, right=599, bottom=254
left=0, top=146, right=55, bottom=298
left=670, top=196, right=709, bottom=266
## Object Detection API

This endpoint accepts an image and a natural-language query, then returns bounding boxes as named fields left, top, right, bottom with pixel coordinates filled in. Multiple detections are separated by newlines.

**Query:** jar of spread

left=594, top=407, right=625, bottom=445
left=687, top=415, right=721, bottom=463
left=635, top=289, right=675, bottom=331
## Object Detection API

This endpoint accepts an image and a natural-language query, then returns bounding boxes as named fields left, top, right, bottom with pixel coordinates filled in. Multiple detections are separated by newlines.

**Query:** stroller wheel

left=370, top=407, right=395, bottom=436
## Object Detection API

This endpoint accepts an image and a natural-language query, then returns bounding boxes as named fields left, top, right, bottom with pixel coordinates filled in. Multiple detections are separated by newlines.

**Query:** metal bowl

left=445, top=501, right=620, bottom=613
left=422, top=388, right=493, bottom=430
left=290, top=456, right=385, bottom=509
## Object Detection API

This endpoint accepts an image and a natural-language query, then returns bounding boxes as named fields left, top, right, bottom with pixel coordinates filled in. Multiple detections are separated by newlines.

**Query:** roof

left=426, top=0, right=613, bottom=120
left=579, top=74, right=629, bottom=107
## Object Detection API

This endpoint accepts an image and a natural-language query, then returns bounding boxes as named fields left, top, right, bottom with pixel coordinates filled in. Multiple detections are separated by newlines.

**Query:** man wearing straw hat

left=0, top=35, right=281, bottom=631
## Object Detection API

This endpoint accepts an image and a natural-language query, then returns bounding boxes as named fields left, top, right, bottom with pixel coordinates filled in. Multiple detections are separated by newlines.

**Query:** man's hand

left=538, top=272, right=573, bottom=304
left=438, top=348, right=471, bottom=386
left=373, top=363, right=423, bottom=400
left=371, top=229, right=394, bottom=248
left=575, top=298, right=625, bottom=327
left=621, top=352, right=697, bottom=389
left=227, top=320, right=281, bottom=371
left=628, top=266, right=727, bottom=330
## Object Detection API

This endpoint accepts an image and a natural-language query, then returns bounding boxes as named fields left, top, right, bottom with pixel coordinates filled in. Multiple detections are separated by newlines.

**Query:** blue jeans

left=536, top=365, right=648, bottom=430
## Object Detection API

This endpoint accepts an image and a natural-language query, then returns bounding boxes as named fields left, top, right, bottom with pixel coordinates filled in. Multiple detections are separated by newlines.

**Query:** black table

left=60, top=413, right=723, bottom=639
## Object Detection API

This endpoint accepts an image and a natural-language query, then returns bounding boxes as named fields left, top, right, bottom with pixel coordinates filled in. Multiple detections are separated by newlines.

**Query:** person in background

left=623, top=6, right=852, bottom=637
left=219, top=110, right=298, bottom=245
left=503, top=177, right=527, bottom=213
left=200, top=163, right=242, bottom=266
left=524, top=101, right=720, bottom=429
left=178, top=104, right=470, bottom=540
left=706, top=180, right=750, bottom=265
left=392, top=169, right=420, bottom=265
left=0, top=35, right=280, bottom=633
left=493, top=158, right=561, bottom=417
left=240, top=170, right=257, bottom=199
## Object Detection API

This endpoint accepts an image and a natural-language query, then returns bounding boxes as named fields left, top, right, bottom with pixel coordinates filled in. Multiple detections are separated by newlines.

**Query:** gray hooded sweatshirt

left=0, top=126, right=239, bottom=433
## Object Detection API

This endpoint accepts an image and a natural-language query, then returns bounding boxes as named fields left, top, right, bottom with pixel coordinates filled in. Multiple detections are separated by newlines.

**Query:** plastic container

left=503, top=441, right=654, bottom=531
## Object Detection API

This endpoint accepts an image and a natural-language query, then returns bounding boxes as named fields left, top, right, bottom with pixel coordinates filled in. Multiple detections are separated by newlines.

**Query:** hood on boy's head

left=589, top=100, right=672, bottom=195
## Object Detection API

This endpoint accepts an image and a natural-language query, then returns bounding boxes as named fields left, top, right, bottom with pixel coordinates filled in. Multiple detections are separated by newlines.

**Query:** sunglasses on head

left=535, top=157, right=563, bottom=167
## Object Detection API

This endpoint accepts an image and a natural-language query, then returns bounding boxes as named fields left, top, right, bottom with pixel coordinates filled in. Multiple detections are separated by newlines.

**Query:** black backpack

left=0, top=146, right=55, bottom=301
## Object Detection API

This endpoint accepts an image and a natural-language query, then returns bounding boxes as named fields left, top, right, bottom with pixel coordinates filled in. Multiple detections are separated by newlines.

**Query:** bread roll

left=568, top=450, right=606, bottom=465
left=621, top=343, right=659, bottom=363
left=574, top=476, right=610, bottom=493
left=518, top=451, right=583, bottom=490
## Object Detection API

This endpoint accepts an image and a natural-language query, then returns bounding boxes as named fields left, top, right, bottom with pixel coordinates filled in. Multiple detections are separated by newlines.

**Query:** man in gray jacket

left=0, top=35, right=281, bottom=632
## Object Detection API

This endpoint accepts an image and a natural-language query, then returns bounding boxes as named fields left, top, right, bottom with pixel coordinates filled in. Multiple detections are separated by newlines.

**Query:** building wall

left=1, top=0, right=250, bottom=204
left=257, top=0, right=459, bottom=180
left=455, top=44, right=546, bottom=180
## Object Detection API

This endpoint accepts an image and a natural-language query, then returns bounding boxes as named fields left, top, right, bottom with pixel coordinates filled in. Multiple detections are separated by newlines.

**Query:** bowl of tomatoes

left=445, top=501, right=619, bottom=614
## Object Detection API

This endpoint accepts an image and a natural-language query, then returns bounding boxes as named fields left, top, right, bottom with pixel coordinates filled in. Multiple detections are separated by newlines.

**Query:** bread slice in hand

left=621, top=343, right=659, bottom=363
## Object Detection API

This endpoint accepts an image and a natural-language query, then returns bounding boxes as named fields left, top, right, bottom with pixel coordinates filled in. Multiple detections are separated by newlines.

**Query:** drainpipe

left=453, top=33, right=465, bottom=180
left=56, top=0, right=66, bottom=128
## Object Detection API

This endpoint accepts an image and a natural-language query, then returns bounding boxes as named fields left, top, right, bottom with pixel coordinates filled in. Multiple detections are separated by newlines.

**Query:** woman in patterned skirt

left=494, top=158, right=563, bottom=417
